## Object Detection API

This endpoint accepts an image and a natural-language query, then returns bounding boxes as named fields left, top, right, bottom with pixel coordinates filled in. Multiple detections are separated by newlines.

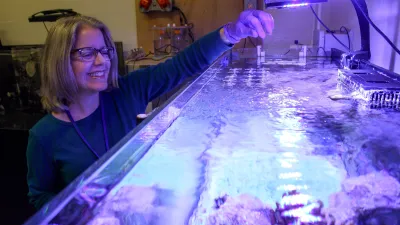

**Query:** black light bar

left=28, top=9, right=78, bottom=22
left=265, top=0, right=328, bottom=9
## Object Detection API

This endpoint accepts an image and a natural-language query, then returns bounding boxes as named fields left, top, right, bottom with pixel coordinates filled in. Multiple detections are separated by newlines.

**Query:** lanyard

left=65, top=95, right=109, bottom=159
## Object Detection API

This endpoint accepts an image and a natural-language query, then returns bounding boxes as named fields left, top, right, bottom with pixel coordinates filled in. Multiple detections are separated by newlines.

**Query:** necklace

left=65, top=94, right=109, bottom=159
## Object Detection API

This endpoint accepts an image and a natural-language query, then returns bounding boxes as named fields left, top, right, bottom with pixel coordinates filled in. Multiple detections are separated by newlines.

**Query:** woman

left=26, top=10, right=274, bottom=210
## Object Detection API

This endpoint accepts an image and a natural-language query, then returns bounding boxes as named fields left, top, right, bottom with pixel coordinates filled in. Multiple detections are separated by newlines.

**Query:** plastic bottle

left=153, top=25, right=168, bottom=57
left=166, top=23, right=172, bottom=47
left=171, top=26, right=184, bottom=54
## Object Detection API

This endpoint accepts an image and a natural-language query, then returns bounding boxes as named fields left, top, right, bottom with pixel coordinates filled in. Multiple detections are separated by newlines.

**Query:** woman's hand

left=220, top=10, right=275, bottom=44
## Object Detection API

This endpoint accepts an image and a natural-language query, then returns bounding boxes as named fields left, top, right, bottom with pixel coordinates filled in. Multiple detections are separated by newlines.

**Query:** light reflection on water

left=93, top=59, right=400, bottom=225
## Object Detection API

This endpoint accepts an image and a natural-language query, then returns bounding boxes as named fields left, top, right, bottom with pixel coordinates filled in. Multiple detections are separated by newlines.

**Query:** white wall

left=261, top=2, right=351, bottom=54
left=262, top=6, right=317, bottom=54
left=0, top=0, right=138, bottom=52
left=324, top=0, right=400, bottom=74
left=262, top=0, right=400, bottom=74
left=320, top=0, right=359, bottom=51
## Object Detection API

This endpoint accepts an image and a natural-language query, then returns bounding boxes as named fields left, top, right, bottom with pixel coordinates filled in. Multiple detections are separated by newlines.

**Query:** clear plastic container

left=171, top=29, right=183, bottom=54
left=153, top=24, right=190, bottom=57
left=153, top=27, right=169, bottom=57
left=171, top=26, right=190, bottom=54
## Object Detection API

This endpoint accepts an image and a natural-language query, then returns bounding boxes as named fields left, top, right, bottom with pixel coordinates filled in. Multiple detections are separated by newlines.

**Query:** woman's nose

left=94, top=52, right=106, bottom=64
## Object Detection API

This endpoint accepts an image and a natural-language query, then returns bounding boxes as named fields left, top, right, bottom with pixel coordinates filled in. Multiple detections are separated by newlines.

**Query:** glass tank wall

left=24, top=51, right=400, bottom=225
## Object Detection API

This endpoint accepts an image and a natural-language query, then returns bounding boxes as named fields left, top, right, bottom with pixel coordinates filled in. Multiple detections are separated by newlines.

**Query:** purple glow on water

left=87, top=58, right=400, bottom=225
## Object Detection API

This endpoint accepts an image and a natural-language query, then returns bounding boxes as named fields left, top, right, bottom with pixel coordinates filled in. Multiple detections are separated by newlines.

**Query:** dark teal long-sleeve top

left=26, top=28, right=232, bottom=210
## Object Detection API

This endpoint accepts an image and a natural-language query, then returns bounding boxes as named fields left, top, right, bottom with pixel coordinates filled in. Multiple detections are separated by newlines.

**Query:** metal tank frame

left=23, top=52, right=229, bottom=225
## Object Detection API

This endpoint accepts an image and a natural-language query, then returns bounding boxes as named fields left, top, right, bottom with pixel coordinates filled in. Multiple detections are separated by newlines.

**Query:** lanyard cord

left=65, top=94, right=109, bottom=159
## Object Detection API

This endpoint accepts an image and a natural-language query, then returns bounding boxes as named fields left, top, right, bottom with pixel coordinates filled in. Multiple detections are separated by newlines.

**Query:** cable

left=352, top=0, right=400, bottom=56
left=317, top=47, right=328, bottom=57
left=43, top=22, right=49, bottom=33
left=340, top=26, right=351, bottom=50
left=172, top=6, right=195, bottom=43
left=241, top=38, right=247, bottom=53
left=309, top=6, right=351, bottom=52
left=283, top=49, right=291, bottom=55
left=172, top=6, right=186, bottom=22
left=248, top=38, right=257, bottom=48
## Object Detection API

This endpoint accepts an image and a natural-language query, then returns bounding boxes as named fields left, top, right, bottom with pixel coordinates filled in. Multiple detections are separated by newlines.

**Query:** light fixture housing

left=264, top=0, right=328, bottom=9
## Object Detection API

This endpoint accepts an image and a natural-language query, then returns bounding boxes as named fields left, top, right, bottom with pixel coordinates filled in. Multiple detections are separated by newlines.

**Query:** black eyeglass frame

left=70, top=47, right=115, bottom=61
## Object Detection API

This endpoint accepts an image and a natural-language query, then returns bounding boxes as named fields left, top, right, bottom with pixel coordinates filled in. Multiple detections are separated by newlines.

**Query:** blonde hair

left=40, top=15, right=119, bottom=112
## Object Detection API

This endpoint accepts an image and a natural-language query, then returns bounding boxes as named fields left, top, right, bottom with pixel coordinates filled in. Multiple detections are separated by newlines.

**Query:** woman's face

left=71, top=25, right=111, bottom=95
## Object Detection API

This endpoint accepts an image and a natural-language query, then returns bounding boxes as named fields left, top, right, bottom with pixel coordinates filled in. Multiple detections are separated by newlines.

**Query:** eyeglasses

left=71, top=47, right=115, bottom=62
